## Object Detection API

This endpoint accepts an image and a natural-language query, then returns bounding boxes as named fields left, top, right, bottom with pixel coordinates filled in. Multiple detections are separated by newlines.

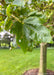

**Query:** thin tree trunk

left=38, top=43, right=47, bottom=75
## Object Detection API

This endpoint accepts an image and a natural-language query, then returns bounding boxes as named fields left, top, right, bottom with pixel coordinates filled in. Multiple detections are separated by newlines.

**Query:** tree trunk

left=38, top=43, right=47, bottom=75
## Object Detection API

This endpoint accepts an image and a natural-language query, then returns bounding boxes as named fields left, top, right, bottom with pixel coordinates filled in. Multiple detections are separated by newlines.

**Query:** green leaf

left=24, top=17, right=52, bottom=43
left=28, top=11, right=42, bottom=17
left=4, top=17, right=13, bottom=30
left=0, top=21, right=4, bottom=26
left=12, top=0, right=25, bottom=6
left=5, top=0, right=14, bottom=4
left=24, top=17, right=41, bottom=26
left=6, top=5, right=12, bottom=16
left=11, top=21, right=33, bottom=52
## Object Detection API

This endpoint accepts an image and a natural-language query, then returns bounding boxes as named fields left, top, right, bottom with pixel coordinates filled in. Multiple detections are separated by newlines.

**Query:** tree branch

left=11, top=14, right=24, bottom=24
left=46, top=24, right=54, bottom=28
left=11, top=14, right=21, bottom=23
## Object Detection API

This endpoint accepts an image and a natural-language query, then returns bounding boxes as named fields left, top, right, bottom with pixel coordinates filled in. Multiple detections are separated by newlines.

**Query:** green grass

left=0, top=48, right=54, bottom=75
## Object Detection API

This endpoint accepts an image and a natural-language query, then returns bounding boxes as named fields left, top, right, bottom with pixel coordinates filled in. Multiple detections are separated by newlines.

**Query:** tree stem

left=38, top=43, right=47, bottom=75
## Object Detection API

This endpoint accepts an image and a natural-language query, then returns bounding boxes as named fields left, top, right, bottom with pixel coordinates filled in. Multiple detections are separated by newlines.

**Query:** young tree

left=31, top=1, right=54, bottom=75
left=0, top=0, right=54, bottom=75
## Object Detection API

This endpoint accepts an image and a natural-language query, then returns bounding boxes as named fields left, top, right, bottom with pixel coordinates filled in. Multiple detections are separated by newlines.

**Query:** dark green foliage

left=0, top=0, right=54, bottom=52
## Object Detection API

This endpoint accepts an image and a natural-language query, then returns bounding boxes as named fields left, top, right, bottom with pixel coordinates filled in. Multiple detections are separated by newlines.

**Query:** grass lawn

left=0, top=48, right=54, bottom=75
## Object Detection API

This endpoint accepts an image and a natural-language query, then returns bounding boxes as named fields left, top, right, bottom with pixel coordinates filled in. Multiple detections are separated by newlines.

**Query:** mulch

left=23, top=69, right=54, bottom=75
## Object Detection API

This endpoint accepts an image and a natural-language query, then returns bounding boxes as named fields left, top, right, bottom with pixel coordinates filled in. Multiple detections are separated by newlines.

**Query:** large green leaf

left=10, top=21, right=33, bottom=52
left=24, top=17, right=52, bottom=43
